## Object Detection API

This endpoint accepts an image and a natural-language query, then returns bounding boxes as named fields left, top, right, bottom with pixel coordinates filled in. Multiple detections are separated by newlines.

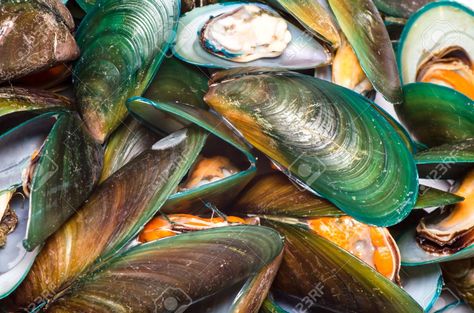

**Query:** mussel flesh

left=417, top=169, right=474, bottom=254
left=180, top=156, right=239, bottom=190
left=173, top=3, right=331, bottom=70
left=200, top=5, right=292, bottom=62
left=0, top=190, right=16, bottom=248
left=332, top=38, right=373, bottom=95
left=307, top=216, right=400, bottom=283
left=139, top=213, right=259, bottom=242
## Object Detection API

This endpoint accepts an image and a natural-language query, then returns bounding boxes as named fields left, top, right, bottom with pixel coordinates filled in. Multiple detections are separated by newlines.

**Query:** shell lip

left=127, top=96, right=256, bottom=165
left=397, top=1, right=474, bottom=84
left=126, top=97, right=257, bottom=210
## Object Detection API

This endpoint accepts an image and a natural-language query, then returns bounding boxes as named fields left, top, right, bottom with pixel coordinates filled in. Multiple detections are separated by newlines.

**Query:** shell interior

left=416, top=170, right=474, bottom=254
left=173, top=2, right=330, bottom=69
left=399, top=2, right=474, bottom=92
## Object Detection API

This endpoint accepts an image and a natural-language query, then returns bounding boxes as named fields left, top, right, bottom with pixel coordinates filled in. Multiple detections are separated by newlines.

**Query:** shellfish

left=0, top=0, right=79, bottom=83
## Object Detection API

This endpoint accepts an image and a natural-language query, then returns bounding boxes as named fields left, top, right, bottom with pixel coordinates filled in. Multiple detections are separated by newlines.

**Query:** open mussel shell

left=0, top=112, right=102, bottom=251
left=396, top=83, right=474, bottom=148
left=0, top=87, right=73, bottom=134
left=398, top=227, right=474, bottom=266
left=0, top=195, right=40, bottom=299
left=398, top=1, right=474, bottom=96
left=416, top=139, right=474, bottom=179
left=136, top=57, right=210, bottom=134
left=205, top=69, right=418, bottom=226
left=0, top=111, right=102, bottom=298
left=264, top=0, right=341, bottom=48
left=173, top=2, right=331, bottom=70
left=399, top=264, right=443, bottom=311
left=99, top=117, right=162, bottom=183
left=73, top=0, right=180, bottom=143
left=231, top=173, right=443, bottom=311
left=0, top=0, right=79, bottom=84
left=327, top=0, right=402, bottom=104
left=4, top=128, right=207, bottom=308
left=266, top=221, right=423, bottom=312
left=5, top=129, right=284, bottom=312
left=127, top=99, right=256, bottom=214
left=374, top=0, right=435, bottom=18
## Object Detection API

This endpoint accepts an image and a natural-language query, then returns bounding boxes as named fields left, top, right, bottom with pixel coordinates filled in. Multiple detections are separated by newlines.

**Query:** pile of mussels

left=0, top=0, right=473, bottom=312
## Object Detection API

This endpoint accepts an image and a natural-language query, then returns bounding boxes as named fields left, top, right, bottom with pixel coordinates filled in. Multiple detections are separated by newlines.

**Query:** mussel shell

left=398, top=1, right=474, bottom=85
left=73, top=0, right=180, bottom=143
left=416, top=139, right=474, bottom=179
left=173, top=2, right=331, bottom=70
left=374, top=0, right=435, bottom=18
left=25, top=112, right=102, bottom=251
left=442, top=258, right=474, bottom=308
left=5, top=128, right=208, bottom=308
left=75, top=0, right=96, bottom=12
left=414, top=186, right=464, bottom=209
left=264, top=0, right=341, bottom=48
left=399, top=264, right=443, bottom=312
left=205, top=69, right=418, bottom=226
left=266, top=221, right=423, bottom=312
left=232, top=172, right=343, bottom=218
left=0, top=0, right=79, bottom=83
left=8, top=226, right=283, bottom=312
left=327, top=0, right=402, bottom=104
left=0, top=115, right=53, bottom=193
left=398, top=228, right=474, bottom=265
left=99, top=117, right=162, bottom=183
left=0, top=112, right=103, bottom=251
left=0, top=111, right=102, bottom=298
left=396, top=83, right=474, bottom=147
left=0, top=195, right=40, bottom=299
left=137, top=57, right=210, bottom=134
left=0, top=87, right=73, bottom=134
left=127, top=98, right=257, bottom=214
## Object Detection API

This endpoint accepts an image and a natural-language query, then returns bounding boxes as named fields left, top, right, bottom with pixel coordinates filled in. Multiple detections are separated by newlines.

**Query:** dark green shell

left=73, top=0, right=180, bottom=142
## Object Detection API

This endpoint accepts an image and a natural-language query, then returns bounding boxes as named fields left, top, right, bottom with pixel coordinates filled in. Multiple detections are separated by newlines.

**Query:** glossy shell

left=205, top=69, right=418, bottom=226
left=73, top=0, right=180, bottom=143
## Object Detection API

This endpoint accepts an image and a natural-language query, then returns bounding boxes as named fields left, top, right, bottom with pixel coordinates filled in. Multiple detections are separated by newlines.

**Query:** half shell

left=173, top=3, right=331, bottom=70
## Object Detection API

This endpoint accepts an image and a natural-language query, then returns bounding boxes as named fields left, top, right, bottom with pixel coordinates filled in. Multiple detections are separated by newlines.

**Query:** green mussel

left=374, top=0, right=435, bottom=18
left=73, top=0, right=180, bottom=143
left=0, top=111, right=102, bottom=298
left=327, top=0, right=402, bottom=104
left=3, top=128, right=283, bottom=313
left=205, top=68, right=418, bottom=226
left=397, top=83, right=474, bottom=148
